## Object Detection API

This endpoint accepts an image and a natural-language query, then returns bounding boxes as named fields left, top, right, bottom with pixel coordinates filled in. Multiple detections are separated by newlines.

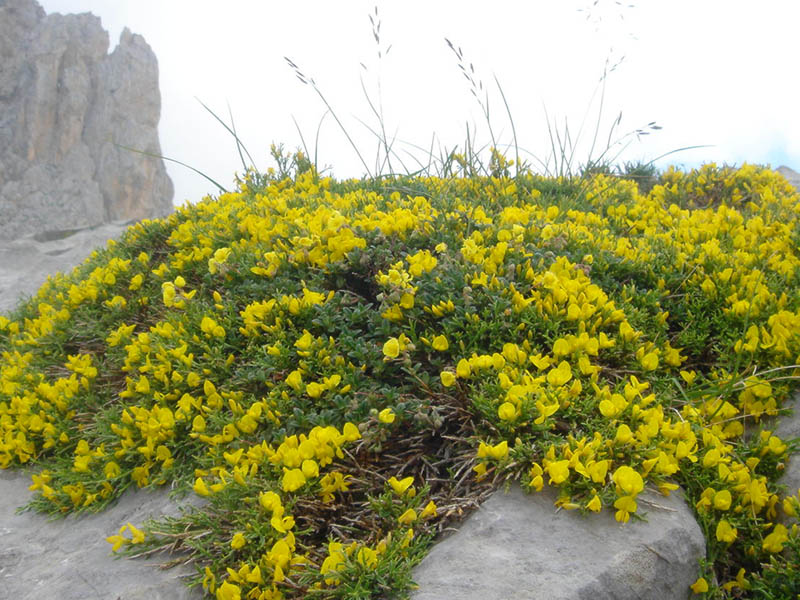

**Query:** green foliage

left=1, top=161, right=800, bottom=599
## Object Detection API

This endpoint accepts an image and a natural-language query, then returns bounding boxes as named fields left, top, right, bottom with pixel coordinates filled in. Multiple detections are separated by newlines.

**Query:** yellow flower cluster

left=2, top=162, right=800, bottom=597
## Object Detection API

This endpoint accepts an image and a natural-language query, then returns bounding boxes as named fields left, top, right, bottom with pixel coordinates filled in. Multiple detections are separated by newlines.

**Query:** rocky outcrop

left=411, top=485, right=705, bottom=600
left=774, top=394, right=800, bottom=516
left=777, top=165, right=800, bottom=191
left=0, top=220, right=133, bottom=313
left=0, top=468, right=200, bottom=600
left=0, top=0, right=173, bottom=241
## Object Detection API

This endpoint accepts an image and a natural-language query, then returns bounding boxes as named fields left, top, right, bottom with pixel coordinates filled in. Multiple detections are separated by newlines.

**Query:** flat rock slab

left=775, top=393, right=800, bottom=506
left=411, top=484, right=705, bottom=600
left=0, top=469, right=202, bottom=600
left=0, top=221, right=131, bottom=313
left=1, top=220, right=201, bottom=600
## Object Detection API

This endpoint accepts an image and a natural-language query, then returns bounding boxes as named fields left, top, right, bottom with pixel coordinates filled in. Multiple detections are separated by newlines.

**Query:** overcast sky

left=37, top=0, right=800, bottom=206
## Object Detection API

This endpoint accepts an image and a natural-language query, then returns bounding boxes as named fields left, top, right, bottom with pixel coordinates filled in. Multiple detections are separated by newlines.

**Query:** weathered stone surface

left=0, top=469, right=201, bottom=600
left=0, top=220, right=133, bottom=313
left=411, top=484, right=705, bottom=600
left=777, top=165, right=800, bottom=191
left=775, top=392, right=800, bottom=504
left=0, top=0, right=173, bottom=241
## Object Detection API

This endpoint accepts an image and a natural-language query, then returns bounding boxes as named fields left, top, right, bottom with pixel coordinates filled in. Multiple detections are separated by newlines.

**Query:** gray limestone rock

left=411, top=484, right=705, bottom=600
left=0, top=469, right=202, bottom=600
left=775, top=393, right=800, bottom=508
left=0, top=220, right=133, bottom=313
left=777, top=165, right=800, bottom=191
left=0, top=0, right=173, bottom=241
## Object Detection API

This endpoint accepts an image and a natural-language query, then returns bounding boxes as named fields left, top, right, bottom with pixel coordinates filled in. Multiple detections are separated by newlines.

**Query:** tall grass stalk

left=284, top=57, right=375, bottom=180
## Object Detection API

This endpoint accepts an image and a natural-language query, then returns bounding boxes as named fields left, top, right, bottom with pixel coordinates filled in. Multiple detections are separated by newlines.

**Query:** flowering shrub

left=1, top=161, right=800, bottom=598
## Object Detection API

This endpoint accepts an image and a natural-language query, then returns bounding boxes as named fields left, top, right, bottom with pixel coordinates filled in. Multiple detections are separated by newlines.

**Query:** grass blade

left=114, top=143, right=229, bottom=194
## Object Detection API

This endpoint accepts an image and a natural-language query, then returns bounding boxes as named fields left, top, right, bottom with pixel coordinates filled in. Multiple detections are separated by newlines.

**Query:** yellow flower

left=127, top=522, right=145, bottom=544
left=498, top=402, right=517, bottom=421
left=456, top=359, right=471, bottom=378
left=715, top=519, right=737, bottom=543
left=301, top=459, right=319, bottom=478
left=546, top=361, right=572, bottom=387
left=614, top=424, right=633, bottom=444
left=388, top=476, right=415, bottom=496
left=230, top=532, right=246, bottom=549
left=765, top=435, right=787, bottom=455
left=128, top=273, right=143, bottom=290
left=690, top=577, right=709, bottom=594
left=722, top=568, right=750, bottom=592
left=193, top=477, right=211, bottom=497
left=420, top=500, right=438, bottom=519
left=529, top=463, right=544, bottom=491
left=306, top=381, right=324, bottom=398
left=378, top=408, right=396, bottom=424
left=547, top=460, right=570, bottom=485
left=478, top=440, right=509, bottom=461
left=658, top=482, right=679, bottom=496
left=613, top=495, right=638, bottom=523
left=400, top=293, right=415, bottom=309
left=200, top=316, right=225, bottom=338
left=134, top=376, right=150, bottom=394
left=639, top=351, right=659, bottom=371
left=202, top=567, right=216, bottom=593
left=294, top=330, right=314, bottom=351
left=106, top=524, right=129, bottom=552
left=223, top=448, right=243, bottom=466
left=587, top=494, right=603, bottom=512
left=587, top=460, right=609, bottom=484
left=762, top=523, right=788, bottom=553
left=357, top=546, right=378, bottom=569
left=491, top=353, right=506, bottom=370
left=285, top=370, right=303, bottom=392
left=246, top=565, right=264, bottom=585
left=216, top=581, right=241, bottom=600
left=270, top=506, right=295, bottom=534
left=342, top=422, right=362, bottom=441
left=534, top=399, right=558, bottom=425
left=161, top=281, right=176, bottom=307
left=712, top=489, right=732, bottom=511
left=553, top=338, right=571, bottom=358
left=282, top=468, right=306, bottom=492
left=398, top=508, right=417, bottom=525
left=613, top=466, right=644, bottom=496
left=383, top=338, right=400, bottom=358
left=783, top=496, right=798, bottom=518
left=703, top=448, right=721, bottom=468
left=432, top=335, right=449, bottom=351
left=440, top=371, right=456, bottom=387
left=208, top=247, right=231, bottom=274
